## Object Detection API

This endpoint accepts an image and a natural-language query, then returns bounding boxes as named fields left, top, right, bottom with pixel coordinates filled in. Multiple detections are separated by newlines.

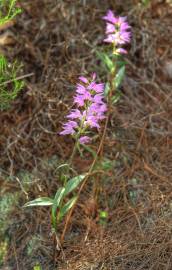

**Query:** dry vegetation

left=0, top=0, right=172, bottom=269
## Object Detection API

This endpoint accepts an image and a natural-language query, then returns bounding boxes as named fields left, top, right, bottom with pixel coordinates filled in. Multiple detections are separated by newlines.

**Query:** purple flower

left=79, top=76, right=88, bottom=84
left=91, top=72, right=96, bottom=80
left=106, top=23, right=115, bottom=34
left=102, top=10, right=118, bottom=24
left=60, top=121, right=78, bottom=135
left=74, top=94, right=85, bottom=106
left=104, top=34, right=117, bottom=43
left=87, top=103, right=107, bottom=121
left=99, top=104, right=107, bottom=112
left=67, top=109, right=82, bottom=119
left=103, top=10, right=131, bottom=54
left=76, top=84, right=87, bottom=94
left=88, top=82, right=104, bottom=93
left=85, top=115, right=100, bottom=129
left=79, top=136, right=91, bottom=144
left=60, top=74, right=107, bottom=144
left=116, top=48, right=127, bottom=54
left=93, top=94, right=104, bottom=104
left=107, top=31, right=131, bottom=45
left=120, top=22, right=131, bottom=31
left=119, top=31, right=131, bottom=43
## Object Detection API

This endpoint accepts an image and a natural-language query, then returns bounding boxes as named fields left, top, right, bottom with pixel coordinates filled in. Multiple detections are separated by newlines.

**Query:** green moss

left=27, top=235, right=43, bottom=256
left=0, top=192, right=19, bottom=266
left=0, top=192, right=20, bottom=235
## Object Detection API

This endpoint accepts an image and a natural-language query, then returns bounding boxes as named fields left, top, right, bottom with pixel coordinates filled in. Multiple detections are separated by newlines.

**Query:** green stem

left=68, top=101, right=90, bottom=169
left=68, top=140, right=79, bottom=168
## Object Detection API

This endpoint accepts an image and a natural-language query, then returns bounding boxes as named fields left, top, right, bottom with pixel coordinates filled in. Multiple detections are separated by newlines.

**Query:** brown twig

left=0, top=72, right=34, bottom=86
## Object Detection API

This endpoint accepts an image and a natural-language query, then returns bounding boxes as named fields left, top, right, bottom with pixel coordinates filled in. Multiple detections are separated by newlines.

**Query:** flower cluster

left=60, top=73, right=107, bottom=144
left=103, top=10, right=131, bottom=54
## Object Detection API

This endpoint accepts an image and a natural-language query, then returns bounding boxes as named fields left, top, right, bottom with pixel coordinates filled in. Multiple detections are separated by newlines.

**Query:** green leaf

left=112, top=91, right=122, bottom=104
left=51, top=187, right=65, bottom=228
left=64, top=175, right=85, bottom=196
left=24, top=197, right=53, bottom=207
left=114, top=65, right=125, bottom=89
left=101, top=158, right=113, bottom=171
left=53, top=187, right=65, bottom=207
left=116, top=60, right=126, bottom=68
left=96, top=51, right=114, bottom=72
left=104, top=82, right=110, bottom=97
left=59, top=196, right=77, bottom=219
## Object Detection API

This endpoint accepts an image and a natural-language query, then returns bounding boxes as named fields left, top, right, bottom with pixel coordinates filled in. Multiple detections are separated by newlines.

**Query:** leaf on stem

left=114, top=65, right=125, bottom=89
left=51, top=187, right=65, bottom=228
left=112, top=91, right=122, bottom=104
left=24, top=197, right=53, bottom=207
left=64, top=175, right=85, bottom=196
left=59, top=196, right=77, bottom=220
left=96, top=51, right=114, bottom=72
left=104, top=82, right=110, bottom=97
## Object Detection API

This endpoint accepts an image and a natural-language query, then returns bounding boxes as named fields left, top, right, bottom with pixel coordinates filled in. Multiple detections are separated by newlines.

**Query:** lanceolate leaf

left=24, top=197, right=53, bottom=207
left=53, top=187, right=65, bottom=207
left=114, top=65, right=125, bottom=89
left=104, top=82, right=110, bottom=97
left=112, top=91, right=122, bottom=104
left=64, top=175, right=85, bottom=196
left=96, top=51, right=114, bottom=72
left=59, top=196, right=77, bottom=220
left=51, top=187, right=65, bottom=228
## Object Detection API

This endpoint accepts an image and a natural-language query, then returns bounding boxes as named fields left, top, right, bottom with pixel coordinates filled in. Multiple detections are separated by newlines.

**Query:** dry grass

left=0, top=0, right=172, bottom=269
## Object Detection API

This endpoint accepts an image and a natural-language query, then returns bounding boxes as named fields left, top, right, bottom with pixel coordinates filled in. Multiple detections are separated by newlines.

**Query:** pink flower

left=116, top=48, right=127, bottom=54
left=67, top=109, right=82, bottom=119
left=88, top=82, right=104, bottom=93
left=93, top=94, right=104, bottom=104
left=79, top=76, right=88, bottom=84
left=102, top=10, right=118, bottom=24
left=60, top=74, right=107, bottom=144
left=85, top=115, right=100, bottom=129
left=76, top=84, right=87, bottom=94
left=60, top=121, right=78, bottom=135
left=103, top=10, right=131, bottom=54
left=79, top=136, right=91, bottom=144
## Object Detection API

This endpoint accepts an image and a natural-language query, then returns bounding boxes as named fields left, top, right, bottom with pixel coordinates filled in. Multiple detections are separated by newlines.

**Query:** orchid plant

left=24, top=10, right=131, bottom=244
